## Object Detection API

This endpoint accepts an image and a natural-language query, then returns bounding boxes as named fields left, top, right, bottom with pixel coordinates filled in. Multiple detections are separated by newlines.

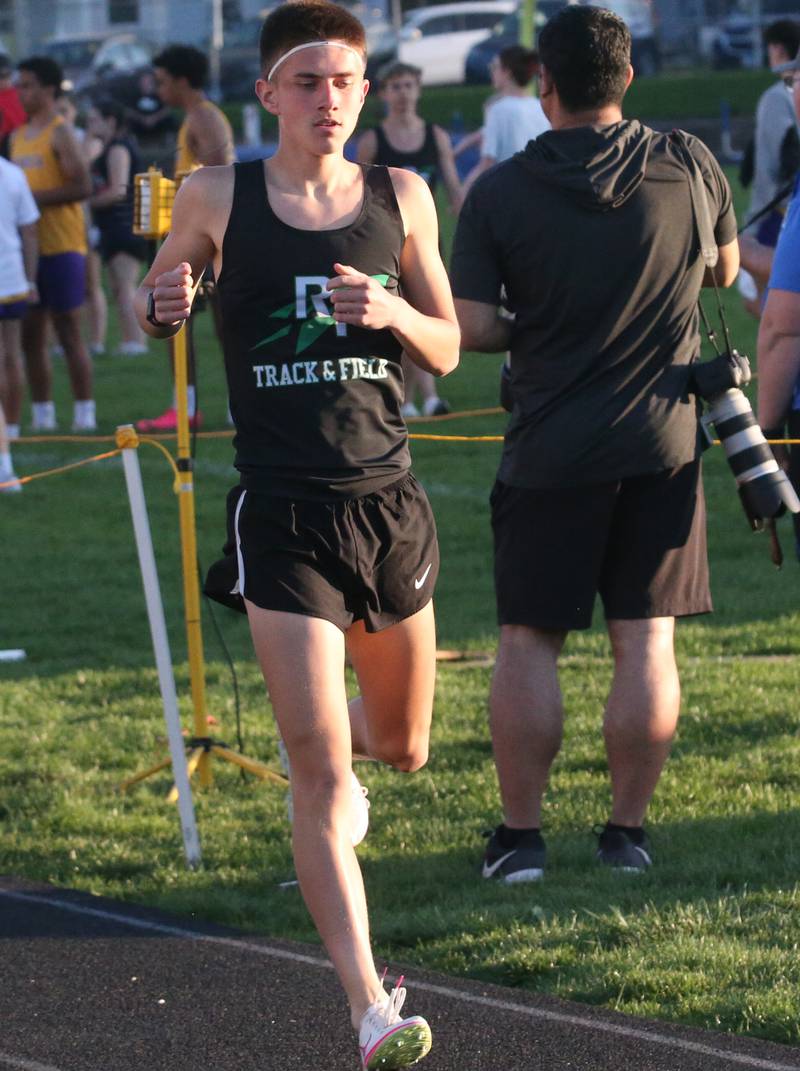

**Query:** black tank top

left=216, top=160, right=409, bottom=500
left=373, top=123, right=440, bottom=193
left=91, top=136, right=142, bottom=234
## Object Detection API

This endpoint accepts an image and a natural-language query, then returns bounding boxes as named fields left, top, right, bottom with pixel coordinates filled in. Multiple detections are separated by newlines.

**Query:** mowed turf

left=1, top=168, right=799, bottom=1048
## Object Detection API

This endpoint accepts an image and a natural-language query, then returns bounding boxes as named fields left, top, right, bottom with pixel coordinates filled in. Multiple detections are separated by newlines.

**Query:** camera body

left=691, top=350, right=800, bottom=529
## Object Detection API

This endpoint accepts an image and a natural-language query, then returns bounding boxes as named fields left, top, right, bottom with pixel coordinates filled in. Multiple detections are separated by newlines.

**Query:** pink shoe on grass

left=136, top=407, right=203, bottom=433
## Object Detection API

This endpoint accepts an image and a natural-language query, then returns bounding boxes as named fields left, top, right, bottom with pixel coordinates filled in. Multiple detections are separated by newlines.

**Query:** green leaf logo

left=251, top=274, right=392, bottom=354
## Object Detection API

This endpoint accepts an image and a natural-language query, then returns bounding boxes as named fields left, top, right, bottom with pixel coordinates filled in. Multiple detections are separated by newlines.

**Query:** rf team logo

left=250, top=274, right=392, bottom=390
left=251, top=274, right=390, bottom=355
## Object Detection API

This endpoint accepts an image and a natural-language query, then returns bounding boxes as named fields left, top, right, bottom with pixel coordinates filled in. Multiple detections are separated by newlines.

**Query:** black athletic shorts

left=203, top=473, right=439, bottom=633
left=491, top=460, right=711, bottom=631
left=98, top=227, right=149, bottom=264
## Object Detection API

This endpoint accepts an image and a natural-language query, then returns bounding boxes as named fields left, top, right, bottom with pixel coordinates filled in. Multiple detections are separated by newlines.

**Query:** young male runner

left=135, top=3, right=459, bottom=1066
left=357, top=61, right=460, bottom=418
left=136, top=44, right=235, bottom=434
left=11, top=57, right=94, bottom=432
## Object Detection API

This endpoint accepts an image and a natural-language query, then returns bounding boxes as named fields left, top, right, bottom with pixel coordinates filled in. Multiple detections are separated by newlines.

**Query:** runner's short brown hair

left=259, top=0, right=367, bottom=77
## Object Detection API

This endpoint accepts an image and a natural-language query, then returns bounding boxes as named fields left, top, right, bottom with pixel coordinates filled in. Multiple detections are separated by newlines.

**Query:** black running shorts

left=491, top=460, right=711, bottom=631
left=204, top=474, right=439, bottom=633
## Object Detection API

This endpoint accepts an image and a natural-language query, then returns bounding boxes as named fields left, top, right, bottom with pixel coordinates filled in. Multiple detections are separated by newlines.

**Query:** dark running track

left=1, top=876, right=798, bottom=1071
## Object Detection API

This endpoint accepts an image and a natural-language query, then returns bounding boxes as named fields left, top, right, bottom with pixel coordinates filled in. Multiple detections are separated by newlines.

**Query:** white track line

left=3, top=888, right=800, bottom=1071
left=0, top=1053, right=63, bottom=1071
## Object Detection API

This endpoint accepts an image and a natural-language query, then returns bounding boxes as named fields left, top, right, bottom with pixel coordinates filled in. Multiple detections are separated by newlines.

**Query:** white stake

left=119, top=425, right=202, bottom=869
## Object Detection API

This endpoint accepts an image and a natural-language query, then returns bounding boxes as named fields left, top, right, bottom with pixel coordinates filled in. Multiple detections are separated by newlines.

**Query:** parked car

left=398, top=1, right=515, bottom=86
left=43, top=33, right=153, bottom=106
left=464, top=0, right=565, bottom=83
left=41, top=33, right=109, bottom=90
left=465, top=0, right=660, bottom=83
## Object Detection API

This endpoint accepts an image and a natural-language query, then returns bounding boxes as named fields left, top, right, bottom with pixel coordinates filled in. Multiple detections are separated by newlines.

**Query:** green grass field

left=222, top=66, right=777, bottom=137
left=1, top=164, right=799, bottom=1050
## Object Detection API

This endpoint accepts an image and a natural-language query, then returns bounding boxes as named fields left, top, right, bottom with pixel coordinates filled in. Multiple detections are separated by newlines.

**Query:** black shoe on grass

left=481, top=826, right=546, bottom=883
left=595, top=824, right=651, bottom=871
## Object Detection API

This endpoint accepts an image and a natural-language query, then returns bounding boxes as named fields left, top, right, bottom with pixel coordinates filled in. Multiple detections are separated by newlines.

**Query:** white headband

left=268, top=40, right=365, bottom=81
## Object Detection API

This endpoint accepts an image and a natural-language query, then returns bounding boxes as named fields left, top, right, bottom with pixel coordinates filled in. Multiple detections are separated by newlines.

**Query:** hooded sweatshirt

left=451, top=120, right=737, bottom=488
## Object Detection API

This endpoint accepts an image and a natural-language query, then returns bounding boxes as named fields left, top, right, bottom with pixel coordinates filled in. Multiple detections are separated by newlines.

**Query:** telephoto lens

left=694, top=351, right=800, bottom=530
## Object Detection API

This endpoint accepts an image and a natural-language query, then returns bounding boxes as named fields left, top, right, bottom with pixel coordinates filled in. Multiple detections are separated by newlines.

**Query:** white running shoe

left=0, top=471, right=22, bottom=493
left=400, top=402, right=420, bottom=419
left=277, top=739, right=370, bottom=847
left=116, top=341, right=148, bottom=357
left=30, top=409, right=57, bottom=432
left=349, top=771, right=370, bottom=846
left=359, top=978, right=432, bottom=1070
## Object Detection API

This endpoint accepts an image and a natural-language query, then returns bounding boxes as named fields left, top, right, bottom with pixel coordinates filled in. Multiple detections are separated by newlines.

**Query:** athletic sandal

left=278, top=739, right=370, bottom=847
left=359, top=976, right=432, bottom=1070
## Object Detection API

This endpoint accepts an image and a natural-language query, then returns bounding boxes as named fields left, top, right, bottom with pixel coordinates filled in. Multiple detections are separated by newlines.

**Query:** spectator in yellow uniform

left=11, top=57, right=94, bottom=432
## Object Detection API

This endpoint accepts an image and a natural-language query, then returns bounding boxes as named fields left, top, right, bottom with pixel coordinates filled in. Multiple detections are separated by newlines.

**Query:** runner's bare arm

left=739, top=235, right=773, bottom=286
left=327, top=168, right=458, bottom=375
left=757, top=287, right=800, bottom=430
left=433, top=124, right=463, bottom=213
left=356, top=128, right=378, bottom=165
left=134, top=166, right=233, bottom=338
left=189, top=107, right=236, bottom=166
left=20, top=221, right=38, bottom=287
left=455, top=298, right=513, bottom=353
left=34, top=123, right=91, bottom=206
left=702, top=238, right=739, bottom=288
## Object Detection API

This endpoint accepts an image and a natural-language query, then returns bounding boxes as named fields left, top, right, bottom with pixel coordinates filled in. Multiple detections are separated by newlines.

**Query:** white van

left=398, top=1, right=516, bottom=85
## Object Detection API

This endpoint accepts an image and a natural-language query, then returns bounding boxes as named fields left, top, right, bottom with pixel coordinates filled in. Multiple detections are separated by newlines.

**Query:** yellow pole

left=520, top=0, right=538, bottom=98
left=520, top=0, right=536, bottom=48
left=172, top=323, right=212, bottom=787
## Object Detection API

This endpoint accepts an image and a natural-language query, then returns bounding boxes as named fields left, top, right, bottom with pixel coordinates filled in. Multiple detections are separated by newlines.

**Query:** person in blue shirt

left=748, top=53, right=800, bottom=561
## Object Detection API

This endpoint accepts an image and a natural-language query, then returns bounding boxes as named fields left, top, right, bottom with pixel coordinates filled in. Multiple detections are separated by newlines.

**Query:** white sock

left=6, top=423, right=19, bottom=440
left=32, top=401, right=56, bottom=426
left=0, top=450, right=12, bottom=476
left=172, top=387, right=197, bottom=418
left=73, top=399, right=96, bottom=427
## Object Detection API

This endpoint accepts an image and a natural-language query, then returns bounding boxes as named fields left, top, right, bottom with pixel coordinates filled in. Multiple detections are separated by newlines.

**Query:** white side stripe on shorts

left=233, top=489, right=248, bottom=600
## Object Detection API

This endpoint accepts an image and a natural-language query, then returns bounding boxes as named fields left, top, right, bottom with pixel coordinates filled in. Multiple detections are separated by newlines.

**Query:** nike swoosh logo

left=414, top=563, right=432, bottom=590
left=482, top=850, right=515, bottom=878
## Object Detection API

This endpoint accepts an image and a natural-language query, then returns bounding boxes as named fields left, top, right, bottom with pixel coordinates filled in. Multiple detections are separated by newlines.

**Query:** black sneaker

left=481, top=826, right=546, bottom=883
left=595, top=824, right=652, bottom=871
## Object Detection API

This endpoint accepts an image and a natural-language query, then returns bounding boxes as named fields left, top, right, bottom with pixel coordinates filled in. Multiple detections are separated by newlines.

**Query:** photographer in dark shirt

left=451, top=5, right=739, bottom=879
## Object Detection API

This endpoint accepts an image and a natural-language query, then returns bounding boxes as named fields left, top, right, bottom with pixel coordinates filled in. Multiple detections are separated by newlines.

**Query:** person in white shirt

left=0, top=155, right=39, bottom=457
left=462, top=45, right=550, bottom=196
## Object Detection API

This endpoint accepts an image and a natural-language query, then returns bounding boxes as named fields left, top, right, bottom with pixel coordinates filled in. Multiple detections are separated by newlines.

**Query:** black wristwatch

left=145, top=290, right=162, bottom=327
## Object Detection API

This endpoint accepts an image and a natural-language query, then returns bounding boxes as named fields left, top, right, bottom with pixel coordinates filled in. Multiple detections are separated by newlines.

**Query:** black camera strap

left=671, top=133, right=792, bottom=564
left=669, top=130, right=735, bottom=361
